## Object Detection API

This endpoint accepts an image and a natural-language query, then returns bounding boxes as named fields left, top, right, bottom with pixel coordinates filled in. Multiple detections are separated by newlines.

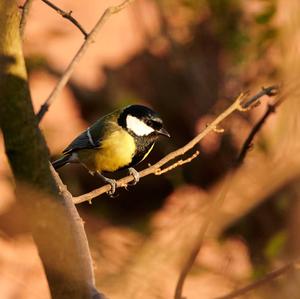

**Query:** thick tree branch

left=41, top=0, right=88, bottom=38
left=36, top=0, right=134, bottom=121
left=73, top=86, right=278, bottom=204
left=50, top=165, right=104, bottom=299
left=19, top=0, right=34, bottom=37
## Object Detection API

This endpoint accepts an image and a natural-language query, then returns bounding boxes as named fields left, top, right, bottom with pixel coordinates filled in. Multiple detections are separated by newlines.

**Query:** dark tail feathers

left=52, top=155, right=71, bottom=169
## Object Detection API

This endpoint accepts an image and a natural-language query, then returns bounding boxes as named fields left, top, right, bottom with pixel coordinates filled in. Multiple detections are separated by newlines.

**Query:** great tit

left=52, top=104, right=170, bottom=195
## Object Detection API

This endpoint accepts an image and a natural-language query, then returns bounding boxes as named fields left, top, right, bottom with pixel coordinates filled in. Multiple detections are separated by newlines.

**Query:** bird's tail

left=52, top=155, right=71, bottom=170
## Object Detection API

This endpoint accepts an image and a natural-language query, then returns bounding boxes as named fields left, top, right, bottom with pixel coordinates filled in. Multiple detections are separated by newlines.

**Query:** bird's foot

left=105, top=178, right=118, bottom=197
left=97, top=172, right=118, bottom=197
left=128, top=167, right=140, bottom=186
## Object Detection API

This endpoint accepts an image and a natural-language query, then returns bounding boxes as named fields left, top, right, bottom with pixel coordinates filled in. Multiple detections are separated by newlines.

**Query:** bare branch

left=73, top=86, right=278, bottom=204
left=215, top=261, right=300, bottom=299
left=41, top=0, right=88, bottom=38
left=36, top=0, right=135, bottom=122
left=19, top=0, right=34, bottom=37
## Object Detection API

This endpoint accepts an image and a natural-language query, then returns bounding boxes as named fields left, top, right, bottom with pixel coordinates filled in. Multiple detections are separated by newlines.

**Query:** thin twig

left=155, top=151, right=200, bottom=175
left=241, top=85, right=279, bottom=109
left=41, top=0, right=88, bottom=38
left=215, top=262, right=300, bottom=299
left=235, top=104, right=275, bottom=166
left=236, top=86, right=283, bottom=166
left=19, top=0, right=34, bottom=37
left=73, top=86, right=278, bottom=204
left=173, top=86, right=280, bottom=299
left=36, top=0, right=134, bottom=122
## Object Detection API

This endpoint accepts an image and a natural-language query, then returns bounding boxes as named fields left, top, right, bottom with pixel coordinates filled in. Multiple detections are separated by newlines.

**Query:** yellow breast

left=77, top=129, right=136, bottom=173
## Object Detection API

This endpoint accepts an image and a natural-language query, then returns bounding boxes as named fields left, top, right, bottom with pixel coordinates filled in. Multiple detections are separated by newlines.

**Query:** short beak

left=157, top=127, right=170, bottom=138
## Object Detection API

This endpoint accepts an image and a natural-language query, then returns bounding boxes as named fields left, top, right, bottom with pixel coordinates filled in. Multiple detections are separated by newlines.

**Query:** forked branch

left=41, top=0, right=88, bottom=37
left=36, top=0, right=135, bottom=121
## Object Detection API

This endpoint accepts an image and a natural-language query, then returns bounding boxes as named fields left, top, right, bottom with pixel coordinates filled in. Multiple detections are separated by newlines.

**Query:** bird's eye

left=147, top=120, right=162, bottom=130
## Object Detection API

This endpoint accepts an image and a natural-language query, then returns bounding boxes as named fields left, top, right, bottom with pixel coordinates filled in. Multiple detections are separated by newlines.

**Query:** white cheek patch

left=126, top=115, right=154, bottom=136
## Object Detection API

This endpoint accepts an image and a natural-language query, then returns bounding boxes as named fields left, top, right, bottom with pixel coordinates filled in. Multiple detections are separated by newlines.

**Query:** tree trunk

left=0, top=2, right=103, bottom=298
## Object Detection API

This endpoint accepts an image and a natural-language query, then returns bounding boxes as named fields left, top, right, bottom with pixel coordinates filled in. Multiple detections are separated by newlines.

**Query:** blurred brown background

left=1, top=0, right=300, bottom=298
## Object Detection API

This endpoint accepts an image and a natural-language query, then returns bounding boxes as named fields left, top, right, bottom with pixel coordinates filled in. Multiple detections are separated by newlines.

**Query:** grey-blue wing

left=62, top=111, right=120, bottom=155
left=62, top=129, right=97, bottom=154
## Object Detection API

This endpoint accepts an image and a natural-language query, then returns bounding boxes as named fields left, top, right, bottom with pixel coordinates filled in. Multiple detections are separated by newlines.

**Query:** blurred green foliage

left=264, top=230, right=286, bottom=260
left=255, top=3, right=276, bottom=24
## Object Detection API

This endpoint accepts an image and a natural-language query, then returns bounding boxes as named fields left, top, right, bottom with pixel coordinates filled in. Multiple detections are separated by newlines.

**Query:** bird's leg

left=96, top=171, right=117, bottom=197
left=128, top=167, right=140, bottom=185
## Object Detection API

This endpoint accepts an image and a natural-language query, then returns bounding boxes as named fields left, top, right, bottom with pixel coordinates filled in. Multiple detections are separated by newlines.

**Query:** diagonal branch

left=215, top=261, right=300, bottom=299
left=41, top=0, right=88, bottom=38
left=36, top=0, right=135, bottom=122
left=175, top=177, right=235, bottom=299
left=235, top=103, right=275, bottom=166
left=73, top=85, right=278, bottom=204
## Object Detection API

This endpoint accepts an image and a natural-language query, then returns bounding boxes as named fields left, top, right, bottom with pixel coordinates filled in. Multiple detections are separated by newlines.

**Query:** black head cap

left=118, top=105, right=170, bottom=137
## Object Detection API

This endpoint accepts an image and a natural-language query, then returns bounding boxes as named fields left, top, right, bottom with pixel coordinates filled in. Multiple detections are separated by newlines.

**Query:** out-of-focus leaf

left=264, top=230, right=286, bottom=260
left=255, top=5, right=276, bottom=24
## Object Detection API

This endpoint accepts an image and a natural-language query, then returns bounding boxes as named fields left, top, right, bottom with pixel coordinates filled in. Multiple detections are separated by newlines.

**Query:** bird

left=52, top=104, right=170, bottom=195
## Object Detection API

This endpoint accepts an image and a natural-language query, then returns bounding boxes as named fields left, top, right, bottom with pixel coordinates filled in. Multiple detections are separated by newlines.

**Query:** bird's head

left=118, top=105, right=170, bottom=138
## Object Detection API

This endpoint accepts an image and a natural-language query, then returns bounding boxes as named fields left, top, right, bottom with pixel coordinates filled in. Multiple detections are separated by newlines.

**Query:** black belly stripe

left=130, top=143, right=154, bottom=166
left=117, top=138, right=156, bottom=171
left=117, top=143, right=154, bottom=171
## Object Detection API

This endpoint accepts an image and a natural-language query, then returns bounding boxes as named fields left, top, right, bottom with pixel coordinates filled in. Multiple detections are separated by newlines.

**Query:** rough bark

left=0, top=2, right=103, bottom=298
